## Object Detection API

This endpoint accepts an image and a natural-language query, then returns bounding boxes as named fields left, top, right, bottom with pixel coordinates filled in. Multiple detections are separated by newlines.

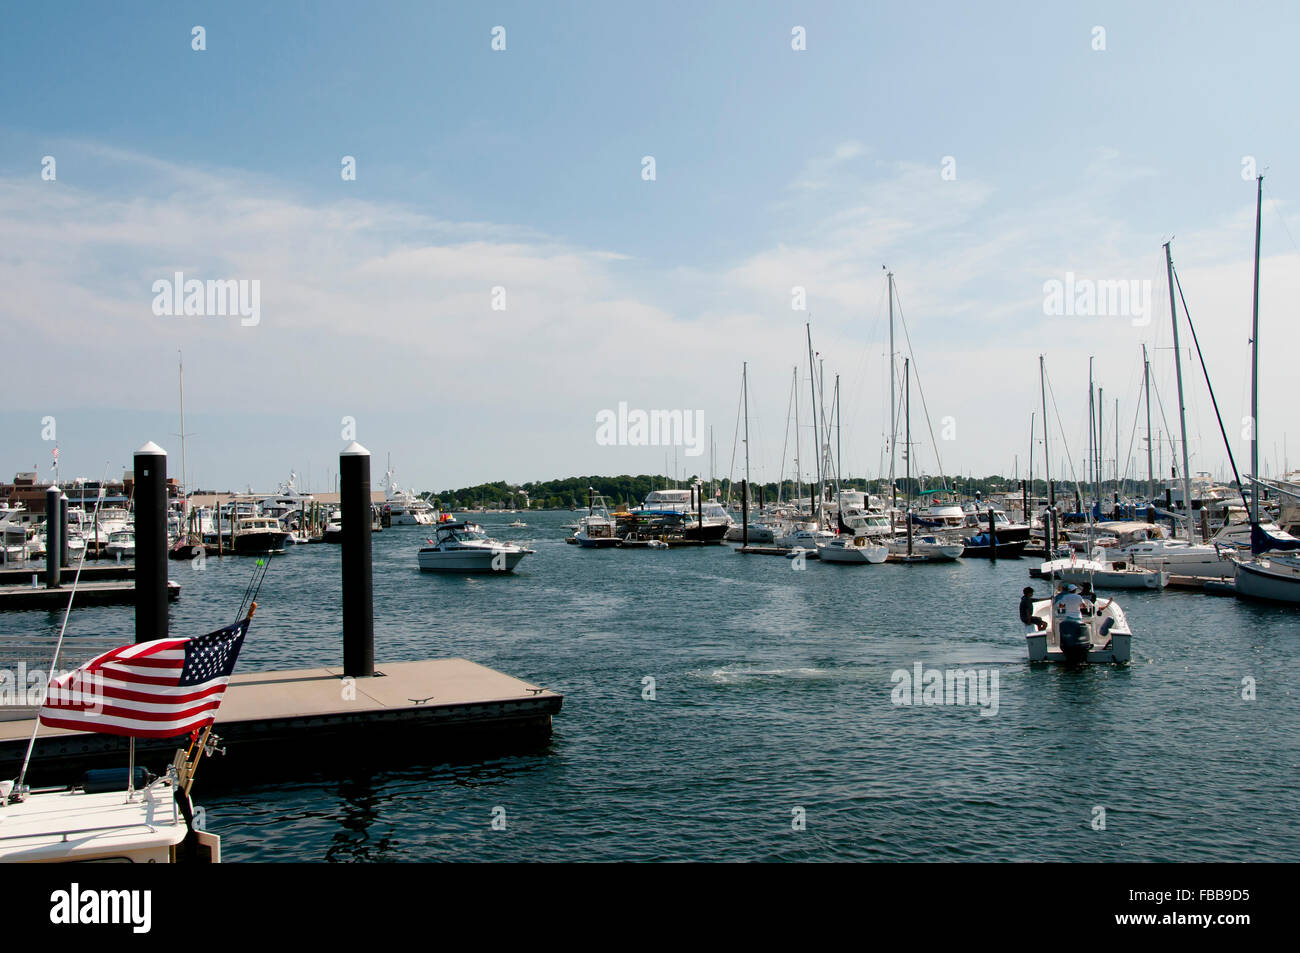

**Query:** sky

left=1, top=2, right=1297, bottom=495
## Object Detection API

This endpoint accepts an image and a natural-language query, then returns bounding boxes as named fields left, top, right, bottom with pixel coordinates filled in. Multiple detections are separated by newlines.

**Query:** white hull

left=1026, top=598, right=1132, bottom=664
left=417, top=549, right=529, bottom=572
left=817, top=541, right=888, bottom=564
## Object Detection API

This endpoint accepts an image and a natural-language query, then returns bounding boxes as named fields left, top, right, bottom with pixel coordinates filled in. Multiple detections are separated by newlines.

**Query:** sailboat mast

left=1143, top=344, right=1153, bottom=503
left=1164, top=240, right=1195, bottom=543
left=1250, top=174, right=1263, bottom=523
left=1088, top=360, right=1096, bottom=513
left=742, top=362, right=751, bottom=491
left=178, top=348, right=188, bottom=517
left=887, top=270, right=896, bottom=510
left=793, top=366, right=802, bottom=509
left=905, top=357, right=912, bottom=555
left=1039, top=355, right=1052, bottom=525
left=806, top=323, right=821, bottom=514
left=1097, top=385, right=1104, bottom=510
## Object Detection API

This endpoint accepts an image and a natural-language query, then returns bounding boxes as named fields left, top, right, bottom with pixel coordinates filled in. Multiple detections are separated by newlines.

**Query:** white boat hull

left=417, top=549, right=529, bottom=573
left=817, top=541, right=888, bottom=564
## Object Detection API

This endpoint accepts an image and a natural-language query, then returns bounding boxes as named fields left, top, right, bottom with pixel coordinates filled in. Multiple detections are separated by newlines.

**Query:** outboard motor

left=1057, top=619, right=1091, bottom=663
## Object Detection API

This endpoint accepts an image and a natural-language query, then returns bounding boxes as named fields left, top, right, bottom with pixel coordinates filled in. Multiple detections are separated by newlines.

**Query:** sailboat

left=1232, top=175, right=1300, bottom=604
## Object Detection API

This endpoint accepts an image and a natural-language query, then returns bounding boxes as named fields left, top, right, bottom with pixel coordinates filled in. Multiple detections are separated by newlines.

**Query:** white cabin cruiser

left=817, top=535, right=888, bottom=564
left=1038, top=556, right=1168, bottom=590
left=777, top=522, right=835, bottom=549
left=104, top=530, right=135, bottom=560
left=418, top=521, right=534, bottom=572
left=381, top=466, right=438, bottom=526
left=885, top=534, right=964, bottom=561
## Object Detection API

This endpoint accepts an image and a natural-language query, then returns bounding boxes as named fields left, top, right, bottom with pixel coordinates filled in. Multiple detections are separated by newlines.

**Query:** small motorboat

left=1025, top=590, right=1132, bottom=664
left=817, top=535, right=888, bottom=564
left=417, top=521, right=534, bottom=573
left=507, top=519, right=527, bottom=529
left=231, top=517, right=290, bottom=555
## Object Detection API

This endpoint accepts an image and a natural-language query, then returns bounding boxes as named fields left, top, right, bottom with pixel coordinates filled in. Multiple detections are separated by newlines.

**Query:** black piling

left=134, top=442, right=169, bottom=643
left=59, top=495, right=69, bottom=568
left=44, top=486, right=61, bottom=589
left=341, top=442, right=374, bottom=678
left=988, top=507, right=997, bottom=561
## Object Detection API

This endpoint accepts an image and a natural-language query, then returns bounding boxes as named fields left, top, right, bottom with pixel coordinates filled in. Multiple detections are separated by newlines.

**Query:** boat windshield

left=446, top=529, right=488, bottom=542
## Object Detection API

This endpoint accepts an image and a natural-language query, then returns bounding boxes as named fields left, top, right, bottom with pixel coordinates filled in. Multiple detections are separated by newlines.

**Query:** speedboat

left=417, top=521, right=534, bottom=573
left=1024, top=591, right=1132, bottom=664
left=776, top=522, right=835, bottom=549
left=817, top=535, right=888, bottom=564
left=507, top=519, right=527, bottom=528
left=575, top=494, right=620, bottom=548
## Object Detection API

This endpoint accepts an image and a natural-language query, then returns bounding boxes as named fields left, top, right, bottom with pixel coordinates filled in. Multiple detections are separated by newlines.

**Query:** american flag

left=39, top=619, right=249, bottom=739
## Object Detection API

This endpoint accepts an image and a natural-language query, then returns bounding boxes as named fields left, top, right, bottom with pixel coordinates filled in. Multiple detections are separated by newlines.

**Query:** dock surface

left=0, top=658, right=561, bottom=787
left=0, top=579, right=179, bottom=610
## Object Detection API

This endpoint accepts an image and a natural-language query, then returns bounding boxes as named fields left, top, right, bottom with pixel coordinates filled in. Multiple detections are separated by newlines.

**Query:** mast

left=806, top=323, right=821, bottom=516
left=742, top=362, right=751, bottom=493
left=887, top=270, right=896, bottom=511
left=1088, top=359, right=1096, bottom=514
left=1097, top=385, right=1104, bottom=512
left=1250, top=174, right=1263, bottom=523
left=833, top=375, right=843, bottom=521
left=793, top=366, right=802, bottom=511
left=1143, top=344, right=1153, bottom=502
left=905, top=357, right=912, bottom=555
left=1164, top=240, right=1196, bottom=543
left=178, top=348, right=189, bottom=520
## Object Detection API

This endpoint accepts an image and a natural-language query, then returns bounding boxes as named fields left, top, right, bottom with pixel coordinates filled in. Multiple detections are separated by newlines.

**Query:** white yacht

left=776, top=522, right=835, bottom=549
left=381, top=466, right=438, bottom=526
left=1098, top=521, right=1236, bottom=580
left=417, top=521, right=534, bottom=572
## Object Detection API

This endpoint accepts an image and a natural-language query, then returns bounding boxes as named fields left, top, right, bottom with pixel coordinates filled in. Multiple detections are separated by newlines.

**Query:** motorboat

left=507, top=519, right=527, bottom=528
left=817, top=535, right=888, bottom=564
left=1038, top=556, right=1168, bottom=590
left=1100, top=522, right=1237, bottom=580
left=885, top=534, right=964, bottom=561
left=231, top=516, right=290, bottom=555
left=776, top=522, right=835, bottom=549
left=104, top=530, right=135, bottom=560
left=575, top=495, right=619, bottom=548
left=629, top=488, right=731, bottom=543
left=417, top=521, right=534, bottom=572
left=1024, top=591, right=1132, bottom=664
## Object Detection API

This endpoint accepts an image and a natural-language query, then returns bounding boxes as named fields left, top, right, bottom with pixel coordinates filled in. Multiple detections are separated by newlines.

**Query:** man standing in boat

left=1054, top=584, right=1091, bottom=662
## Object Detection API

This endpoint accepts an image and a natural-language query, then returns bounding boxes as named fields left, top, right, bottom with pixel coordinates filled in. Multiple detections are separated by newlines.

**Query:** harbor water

left=6, top=511, right=1298, bottom=861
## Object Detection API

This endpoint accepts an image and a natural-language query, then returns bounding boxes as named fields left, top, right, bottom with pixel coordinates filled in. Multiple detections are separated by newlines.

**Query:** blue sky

left=2, top=2, right=1298, bottom=493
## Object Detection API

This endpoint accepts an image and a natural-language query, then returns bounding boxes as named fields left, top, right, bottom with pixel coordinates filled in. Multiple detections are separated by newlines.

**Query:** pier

left=1, top=441, right=561, bottom=789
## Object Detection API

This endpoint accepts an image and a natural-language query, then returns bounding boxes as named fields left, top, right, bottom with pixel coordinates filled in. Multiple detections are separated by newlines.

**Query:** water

left=7, top=511, right=1299, bottom=861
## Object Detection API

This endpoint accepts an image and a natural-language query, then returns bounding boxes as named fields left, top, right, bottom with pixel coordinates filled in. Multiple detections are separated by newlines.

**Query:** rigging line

left=1148, top=370, right=1181, bottom=473
left=1172, top=264, right=1249, bottom=512
left=890, top=285, right=947, bottom=487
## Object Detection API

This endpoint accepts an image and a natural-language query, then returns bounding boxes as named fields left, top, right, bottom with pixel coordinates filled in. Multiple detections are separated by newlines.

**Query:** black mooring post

left=44, top=486, right=61, bottom=589
left=988, top=508, right=997, bottom=562
left=134, top=442, right=168, bottom=643
left=59, top=495, right=69, bottom=568
left=341, top=442, right=375, bottom=677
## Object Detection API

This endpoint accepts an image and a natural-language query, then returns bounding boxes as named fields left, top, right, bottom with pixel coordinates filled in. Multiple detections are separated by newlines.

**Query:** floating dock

left=734, top=545, right=819, bottom=558
left=0, top=658, right=561, bottom=788
left=0, top=564, right=136, bottom=586
left=0, top=579, right=179, bottom=610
